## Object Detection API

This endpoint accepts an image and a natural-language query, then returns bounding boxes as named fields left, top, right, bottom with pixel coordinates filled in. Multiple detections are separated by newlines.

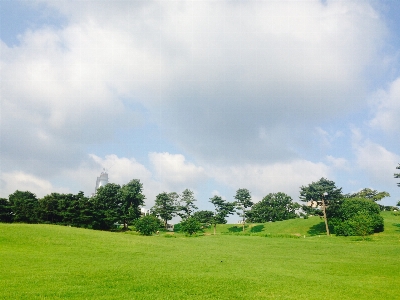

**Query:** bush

left=331, top=198, right=384, bottom=236
left=179, top=217, right=202, bottom=235
left=134, top=215, right=161, bottom=236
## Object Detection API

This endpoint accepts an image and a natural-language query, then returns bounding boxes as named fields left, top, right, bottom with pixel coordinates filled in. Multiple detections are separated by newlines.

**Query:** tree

left=38, top=193, right=65, bottom=224
left=395, top=164, right=400, bottom=187
left=177, top=189, right=198, bottom=220
left=91, top=183, right=122, bottom=230
left=151, top=192, right=177, bottom=229
left=246, top=192, right=300, bottom=223
left=234, top=188, right=253, bottom=232
left=180, top=217, right=202, bottom=235
left=0, top=198, right=13, bottom=223
left=61, top=192, right=92, bottom=228
left=209, top=195, right=235, bottom=235
left=192, top=210, right=214, bottom=227
left=346, top=188, right=390, bottom=201
left=330, top=198, right=384, bottom=237
left=135, top=215, right=161, bottom=236
left=300, top=178, right=343, bottom=236
left=9, top=190, right=39, bottom=223
left=119, top=179, right=146, bottom=229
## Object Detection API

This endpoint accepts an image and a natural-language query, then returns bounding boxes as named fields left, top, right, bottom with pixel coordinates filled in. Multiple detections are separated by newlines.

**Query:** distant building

left=94, top=170, right=109, bottom=194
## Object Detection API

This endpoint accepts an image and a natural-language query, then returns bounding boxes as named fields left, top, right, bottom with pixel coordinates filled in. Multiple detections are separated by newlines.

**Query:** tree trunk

left=213, top=224, right=216, bottom=235
left=321, top=199, right=330, bottom=236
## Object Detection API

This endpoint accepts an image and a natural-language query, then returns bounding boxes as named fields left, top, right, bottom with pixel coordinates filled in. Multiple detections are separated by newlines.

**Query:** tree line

left=0, top=163, right=399, bottom=236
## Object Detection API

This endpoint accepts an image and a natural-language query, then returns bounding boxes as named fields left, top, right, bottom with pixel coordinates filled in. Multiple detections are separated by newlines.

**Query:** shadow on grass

left=394, top=223, right=400, bottom=232
left=250, top=225, right=264, bottom=233
left=228, top=225, right=248, bottom=233
left=307, top=222, right=327, bottom=236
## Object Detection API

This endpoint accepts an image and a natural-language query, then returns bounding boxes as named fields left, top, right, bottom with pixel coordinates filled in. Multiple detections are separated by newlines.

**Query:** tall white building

left=95, top=170, right=109, bottom=194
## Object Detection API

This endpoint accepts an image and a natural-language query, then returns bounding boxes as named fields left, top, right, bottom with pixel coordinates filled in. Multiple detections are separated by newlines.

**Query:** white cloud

left=0, top=0, right=394, bottom=208
left=0, top=171, right=62, bottom=198
left=149, top=152, right=207, bottom=189
left=208, top=160, right=330, bottom=203
left=326, top=155, right=349, bottom=171
left=370, top=77, right=400, bottom=133
left=354, top=139, right=400, bottom=186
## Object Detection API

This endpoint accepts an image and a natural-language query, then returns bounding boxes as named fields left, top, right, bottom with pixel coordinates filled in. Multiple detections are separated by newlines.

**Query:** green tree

left=91, top=183, right=122, bottom=230
left=234, top=188, right=253, bottom=232
left=395, top=164, right=400, bottom=187
left=135, top=215, right=161, bottom=236
left=0, top=198, right=13, bottom=223
left=247, top=192, right=300, bottom=223
left=346, top=188, right=390, bottom=201
left=210, top=195, right=235, bottom=235
left=192, top=210, right=214, bottom=227
left=180, top=216, right=202, bottom=235
left=38, top=193, right=65, bottom=224
left=61, top=192, right=92, bottom=228
left=151, top=192, right=177, bottom=229
left=330, top=198, right=384, bottom=237
left=177, top=189, right=198, bottom=220
left=300, top=178, right=343, bottom=236
left=9, top=190, right=39, bottom=223
left=119, top=179, right=146, bottom=229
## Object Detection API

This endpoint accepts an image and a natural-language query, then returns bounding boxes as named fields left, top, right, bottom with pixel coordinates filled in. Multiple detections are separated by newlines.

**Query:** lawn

left=0, top=212, right=399, bottom=299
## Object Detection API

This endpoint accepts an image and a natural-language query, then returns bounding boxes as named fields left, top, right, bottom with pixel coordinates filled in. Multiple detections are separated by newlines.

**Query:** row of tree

left=1, top=163, right=398, bottom=236
left=0, top=180, right=145, bottom=230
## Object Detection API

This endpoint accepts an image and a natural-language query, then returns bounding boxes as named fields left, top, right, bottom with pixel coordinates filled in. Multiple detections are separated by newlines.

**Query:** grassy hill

left=0, top=212, right=399, bottom=299
left=205, top=211, right=400, bottom=239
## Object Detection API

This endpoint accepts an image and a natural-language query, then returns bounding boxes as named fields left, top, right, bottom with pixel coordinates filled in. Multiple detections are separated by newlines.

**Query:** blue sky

left=1, top=0, right=399, bottom=220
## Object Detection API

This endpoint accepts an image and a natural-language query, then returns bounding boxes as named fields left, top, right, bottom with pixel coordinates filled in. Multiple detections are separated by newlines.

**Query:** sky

left=0, top=0, right=399, bottom=220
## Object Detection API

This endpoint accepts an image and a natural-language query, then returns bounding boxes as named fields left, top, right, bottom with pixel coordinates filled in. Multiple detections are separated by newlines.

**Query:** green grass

left=1, top=212, right=399, bottom=299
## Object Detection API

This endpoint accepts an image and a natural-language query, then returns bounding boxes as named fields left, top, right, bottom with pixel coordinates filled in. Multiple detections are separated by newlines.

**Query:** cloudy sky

left=1, top=0, right=399, bottom=217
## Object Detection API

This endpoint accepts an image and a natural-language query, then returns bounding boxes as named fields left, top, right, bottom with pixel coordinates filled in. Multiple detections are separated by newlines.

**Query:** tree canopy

left=247, top=192, right=300, bottom=223
left=209, top=195, right=235, bottom=235
left=234, top=188, right=253, bottom=231
left=345, top=188, right=390, bottom=201
left=151, top=192, right=177, bottom=229
left=330, top=197, right=384, bottom=236
left=177, top=189, right=198, bottom=220
left=300, top=178, right=343, bottom=235
left=395, top=164, right=400, bottom=187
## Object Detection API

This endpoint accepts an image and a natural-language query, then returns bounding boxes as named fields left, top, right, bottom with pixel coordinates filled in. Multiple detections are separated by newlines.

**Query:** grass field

left=1, top=212, right=399, bottom=299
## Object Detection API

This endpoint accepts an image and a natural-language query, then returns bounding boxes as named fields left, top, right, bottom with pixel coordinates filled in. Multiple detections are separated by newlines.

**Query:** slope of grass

left=206, top=211, right=400, bottom=239
left=0, top=212, right=399, bottom=299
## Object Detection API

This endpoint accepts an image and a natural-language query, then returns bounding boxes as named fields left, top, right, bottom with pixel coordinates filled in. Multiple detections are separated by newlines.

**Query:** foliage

left=177, top=189, right=198, bottom=220
left=345, top=188, right=390, bottom=201
left=179, top=217, right=202, bottom=235
left=8, top=190, right=39, bottom=223
left=299, top=178, right=343, bottom=205
left=151, top=192, right=177, bottom=229
left=330, top=198, right=384, bottom=236
left=209, top=195, right=236, bottom=234
left=0, top=198, right=13, bottom=222
left=246, top=192, right=300, bottom=223
left=192, top=210, right=214, bottom=226
left=134, top=215, right=161, bottom=236
left=119, top=179, right=146, bottom=229
left=234, top=188, right=253, bottom=231
left=91, top=183, right=122, bottom=230
left=300, top=178, right=343, bottom=235
left=395, top=164, right=400, bottom=187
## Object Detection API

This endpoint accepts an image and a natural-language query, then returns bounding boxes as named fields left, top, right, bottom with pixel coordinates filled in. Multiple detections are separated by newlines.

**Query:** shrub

left=134, top=215, right=161, bottom=236
left=331, top=198, right=384, bottom=236
left=179, top=217, right=202, bottom=235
